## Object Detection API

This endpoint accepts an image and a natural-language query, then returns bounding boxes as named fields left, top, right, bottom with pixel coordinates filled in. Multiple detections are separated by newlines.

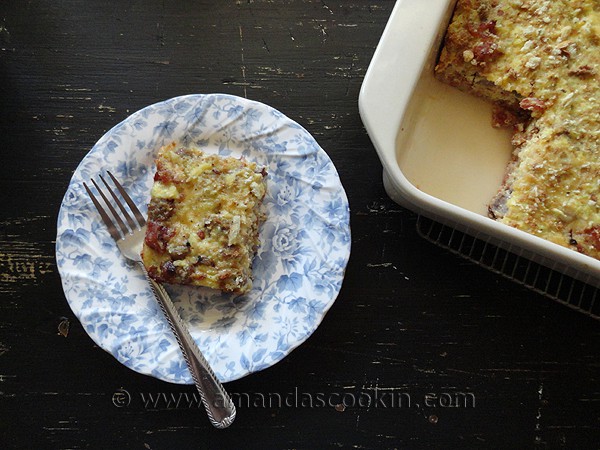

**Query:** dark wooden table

left=1, top=1, right=599, bottom=448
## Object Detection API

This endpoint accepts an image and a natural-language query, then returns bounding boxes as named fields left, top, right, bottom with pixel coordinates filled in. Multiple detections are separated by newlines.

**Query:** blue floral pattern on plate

left=55, top=94, right=351, bottom=384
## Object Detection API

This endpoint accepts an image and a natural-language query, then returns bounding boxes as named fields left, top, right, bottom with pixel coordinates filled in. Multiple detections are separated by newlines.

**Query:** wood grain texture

left=1, top=0, right=599, bottom=448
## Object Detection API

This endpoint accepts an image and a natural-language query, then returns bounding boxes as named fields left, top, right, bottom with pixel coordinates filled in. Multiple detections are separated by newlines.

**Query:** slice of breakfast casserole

left=141, top=142, right=267, bottom=294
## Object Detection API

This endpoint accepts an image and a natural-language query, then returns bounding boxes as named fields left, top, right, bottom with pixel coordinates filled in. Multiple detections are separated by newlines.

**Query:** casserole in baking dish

left=359, top=0, right=600, bottom=286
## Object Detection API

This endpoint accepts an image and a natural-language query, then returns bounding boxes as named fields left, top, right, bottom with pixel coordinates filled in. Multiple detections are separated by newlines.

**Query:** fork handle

left=140, top=263, right=236, bottom=428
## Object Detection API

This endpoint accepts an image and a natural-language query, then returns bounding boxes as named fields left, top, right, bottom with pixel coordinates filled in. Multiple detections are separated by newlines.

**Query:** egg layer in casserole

left=141, top=142, right=267, bottom=294
left=435, top=0, right=600, bottom=259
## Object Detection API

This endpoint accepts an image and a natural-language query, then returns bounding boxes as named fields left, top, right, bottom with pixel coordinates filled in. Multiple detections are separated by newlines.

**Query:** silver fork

left=84, top=171, right=236, bottom=429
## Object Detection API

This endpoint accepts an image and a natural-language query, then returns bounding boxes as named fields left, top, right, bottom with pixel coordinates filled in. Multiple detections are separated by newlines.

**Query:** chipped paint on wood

left=0, top=244, right=55, bottom=293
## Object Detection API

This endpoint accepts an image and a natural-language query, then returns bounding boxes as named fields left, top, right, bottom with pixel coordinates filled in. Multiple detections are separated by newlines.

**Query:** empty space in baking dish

left=396, top=69, right=515, bottom=217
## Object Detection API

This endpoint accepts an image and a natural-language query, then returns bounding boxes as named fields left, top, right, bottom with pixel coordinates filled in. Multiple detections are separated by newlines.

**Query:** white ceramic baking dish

left=359, top=0, right=600, bottom=287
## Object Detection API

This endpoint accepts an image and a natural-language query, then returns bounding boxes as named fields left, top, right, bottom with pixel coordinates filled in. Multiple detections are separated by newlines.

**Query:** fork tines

left=84, top=172, right=146, bottom=241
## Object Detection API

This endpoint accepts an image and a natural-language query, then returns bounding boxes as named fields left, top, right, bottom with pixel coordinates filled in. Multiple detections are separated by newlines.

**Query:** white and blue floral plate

left=56, top=94, right=351, bottom=384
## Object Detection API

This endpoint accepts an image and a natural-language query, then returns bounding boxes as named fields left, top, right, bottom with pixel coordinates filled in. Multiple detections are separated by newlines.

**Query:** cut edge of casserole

left=141, top=142, right=267, bottom=294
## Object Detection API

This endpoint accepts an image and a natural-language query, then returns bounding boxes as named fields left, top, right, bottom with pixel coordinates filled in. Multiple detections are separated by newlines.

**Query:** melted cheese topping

left=141, top=142, right=267, bottom=293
